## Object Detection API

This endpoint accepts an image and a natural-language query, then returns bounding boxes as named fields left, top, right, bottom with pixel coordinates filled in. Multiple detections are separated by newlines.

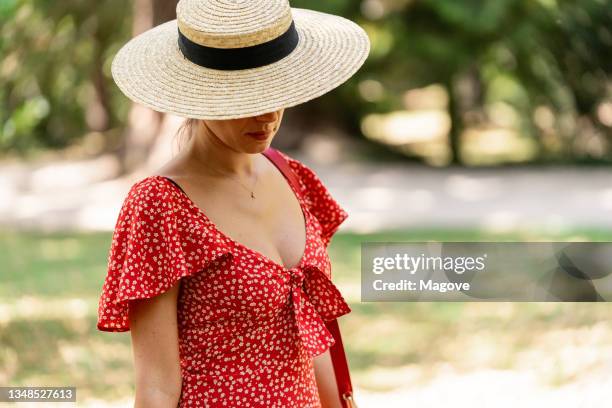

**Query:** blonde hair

left=174, top=118, right=198, bottom=154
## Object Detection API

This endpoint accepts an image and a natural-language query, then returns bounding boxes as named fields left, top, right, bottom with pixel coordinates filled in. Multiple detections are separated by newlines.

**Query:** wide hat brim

left=111, top=8, right=370, bottom=120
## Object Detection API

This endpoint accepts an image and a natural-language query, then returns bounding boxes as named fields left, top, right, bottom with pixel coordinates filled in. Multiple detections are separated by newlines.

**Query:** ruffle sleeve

left=96, top=177, right=232, bottom=332
left=278, top=151, right=349, bottom=248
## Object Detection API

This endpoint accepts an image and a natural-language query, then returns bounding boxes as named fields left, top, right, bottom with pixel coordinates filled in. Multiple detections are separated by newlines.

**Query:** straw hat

left=111, top=0, right=371, bottom=120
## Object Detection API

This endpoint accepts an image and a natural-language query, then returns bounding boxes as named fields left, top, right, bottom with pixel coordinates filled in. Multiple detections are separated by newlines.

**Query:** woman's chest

left=176, top=216, right=331, bottom=326
left=186, top=173, right=309, bottom=272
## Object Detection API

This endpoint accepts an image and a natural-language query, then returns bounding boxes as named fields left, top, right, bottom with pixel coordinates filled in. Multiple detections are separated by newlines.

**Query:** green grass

left=327, top=228, right=612, bottom=390
left=0, top=229, right=110, bottom=298
left=2, top=227, right=612, bottom=400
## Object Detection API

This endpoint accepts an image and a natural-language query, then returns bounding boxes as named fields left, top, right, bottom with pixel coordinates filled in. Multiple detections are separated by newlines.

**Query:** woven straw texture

left=111, top=6, right=370, bottom=120
left=177, top=0, right=293, bottom=47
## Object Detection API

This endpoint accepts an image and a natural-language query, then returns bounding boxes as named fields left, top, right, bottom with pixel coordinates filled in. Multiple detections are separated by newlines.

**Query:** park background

left=2, top=0, right=612, bottom=406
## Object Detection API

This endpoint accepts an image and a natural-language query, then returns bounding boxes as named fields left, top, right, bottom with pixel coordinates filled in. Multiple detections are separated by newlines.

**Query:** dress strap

left=160, top=176, right=187, bottom=195
left=263, top=147, right=356, bottom=408
left=262, top=147, right=303, bottom=199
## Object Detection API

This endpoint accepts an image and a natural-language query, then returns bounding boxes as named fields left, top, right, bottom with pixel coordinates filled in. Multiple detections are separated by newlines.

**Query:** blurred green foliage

left=0, top=0, right=131, bottom=154
left=1, top=0, right=611, bottom=163
left=292, top=0, right=612, bottom=163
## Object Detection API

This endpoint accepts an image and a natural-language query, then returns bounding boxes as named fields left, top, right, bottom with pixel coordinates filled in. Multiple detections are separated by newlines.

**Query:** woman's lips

left=245, top=131, right=271, bottom=140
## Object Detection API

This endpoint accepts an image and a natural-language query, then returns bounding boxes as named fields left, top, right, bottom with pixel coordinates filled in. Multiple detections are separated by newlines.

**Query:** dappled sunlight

left=4, top=232, right=612, bottom=406
left=341, top=182, right=437, bottom=233
left=1, top=0, right=610, bottom=405
left=356, top=365, right=612, bottom=407
left=0, top=304, right=134, bottom=405
left=358, top=82, right=452, bottom=167
left=361, top=110, right=451, bottom=145
left=0, top=297, right=93, bottom=324
left=350, top=315, right=418, bottom=358
left=445, top=174, right=503, bottom=201
left=0, top=176, right=16, bottom=214
left=5, top=174, right=137, bottom=232
left=329, top=163, right=612, bottom=232
left=4, top=133, right=612, bottom=233
left=75, top=201, right=125, bottom=231
left=341, top=210, right=390, bottom=234
left=599, top=188, right=612, bottom=211
left=336, top=281, right=361, bottom=304
left=402, top=84, right=449, bottom=111
left=79, top=397, right=135, bottom=407
left=479, top=211, right=574, bottom=233
left=515, top=322, right=612, bottom=385
left=358, top=364, right=422, bottom=391
left=28, top=155, right=120, bottom=192
left=355, top=78, right=563, bottom=167
left=596, top=101, right=612, bottom=127
left=354, top=187, right=396, bottom=211
left=346, top=302, right=612, bottom=407
left=461, top=127, right=539, bottom=165
left=358, top=79, right=385, bottom=102
left=59, top=341, right=98, bottom=368
left=479, top=210, right=523, bottom=232
left=301, top=132, right=346, bottom=165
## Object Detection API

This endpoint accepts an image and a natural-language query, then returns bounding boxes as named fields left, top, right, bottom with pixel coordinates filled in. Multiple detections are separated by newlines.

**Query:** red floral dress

left=97, top=150, right=351, bottom=407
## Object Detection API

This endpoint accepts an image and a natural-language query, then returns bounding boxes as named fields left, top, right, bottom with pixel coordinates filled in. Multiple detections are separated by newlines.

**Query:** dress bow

left=287, top=263, right=352, bottom=358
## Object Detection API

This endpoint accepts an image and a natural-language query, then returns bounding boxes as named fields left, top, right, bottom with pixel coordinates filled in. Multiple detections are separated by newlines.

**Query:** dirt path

left=2, top=149, right=611, bottom=232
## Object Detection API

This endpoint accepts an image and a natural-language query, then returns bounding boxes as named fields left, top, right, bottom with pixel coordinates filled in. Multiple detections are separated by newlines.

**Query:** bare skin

left=129, top=108, right=342, bottom=407
left=130, top=284, right=182, bottom=408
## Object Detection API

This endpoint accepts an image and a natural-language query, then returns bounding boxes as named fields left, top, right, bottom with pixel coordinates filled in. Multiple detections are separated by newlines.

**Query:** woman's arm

left=129, top=281, right=183, bottom=408
left=313, top=349, right=343, bottom=408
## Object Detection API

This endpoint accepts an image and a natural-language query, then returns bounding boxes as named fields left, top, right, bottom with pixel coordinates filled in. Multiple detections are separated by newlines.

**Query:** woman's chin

left=241, top=139, right=273, bottom=154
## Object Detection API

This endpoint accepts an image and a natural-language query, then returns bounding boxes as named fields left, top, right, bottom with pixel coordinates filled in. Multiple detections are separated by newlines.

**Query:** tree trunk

left=117, top=0, right=179, bottom=175
left=446, top=75, right=462, bottom=166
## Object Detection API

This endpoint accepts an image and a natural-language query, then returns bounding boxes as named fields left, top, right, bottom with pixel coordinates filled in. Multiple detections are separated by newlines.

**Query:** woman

left=96, top=0, right=369, bottom=407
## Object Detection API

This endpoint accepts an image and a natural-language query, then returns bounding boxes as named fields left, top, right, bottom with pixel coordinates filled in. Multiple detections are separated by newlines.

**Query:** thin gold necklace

left=203, top=165, right=259, bottom=199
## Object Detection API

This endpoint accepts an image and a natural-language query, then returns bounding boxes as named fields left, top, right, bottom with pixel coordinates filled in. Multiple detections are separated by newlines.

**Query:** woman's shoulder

left=118, top=175, right=178, bottom=212
left=108, top=175, right=186, bottom=239
left=126, top=174, right=173, bottom=199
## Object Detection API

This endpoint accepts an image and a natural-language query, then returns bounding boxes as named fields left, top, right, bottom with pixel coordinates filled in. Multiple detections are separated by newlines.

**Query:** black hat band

left=177, top=20, right=299, bottom=71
